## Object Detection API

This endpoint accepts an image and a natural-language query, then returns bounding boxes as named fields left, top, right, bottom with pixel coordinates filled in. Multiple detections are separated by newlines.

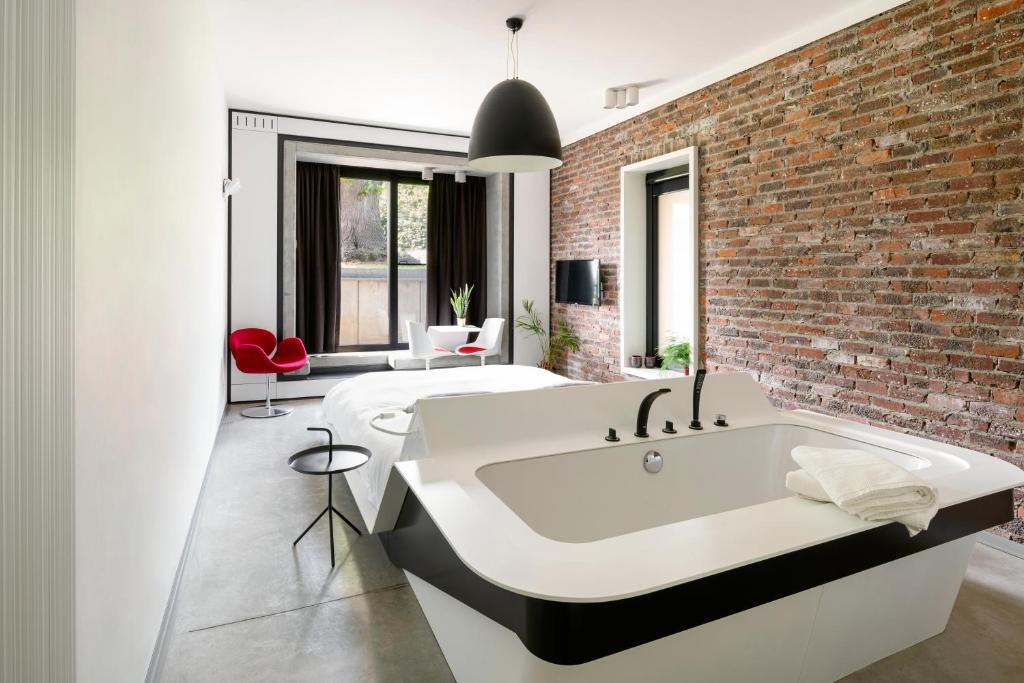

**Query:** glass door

left=336, top=167, right=428, bottom=350
left=396, top=182, right=429, bottom=343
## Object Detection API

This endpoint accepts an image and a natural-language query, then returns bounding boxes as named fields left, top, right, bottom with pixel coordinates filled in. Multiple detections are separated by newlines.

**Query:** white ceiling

left=207, top=0, right=906, bottom=144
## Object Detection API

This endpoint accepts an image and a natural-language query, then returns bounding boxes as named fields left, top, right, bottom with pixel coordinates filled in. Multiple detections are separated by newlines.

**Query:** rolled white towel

left=788, top=446, right=938, bottom=536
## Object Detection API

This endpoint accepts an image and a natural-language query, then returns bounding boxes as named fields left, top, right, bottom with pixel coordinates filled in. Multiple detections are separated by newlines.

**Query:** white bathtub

left=373, top=372, right=1023, bottom=683
left=476, top=423, right=955, bottom=544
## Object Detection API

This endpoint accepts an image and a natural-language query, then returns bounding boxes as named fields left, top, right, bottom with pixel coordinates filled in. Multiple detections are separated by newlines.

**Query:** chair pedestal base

left=240, top=375, right=291, bottom=418
left=241, top=405, right=293, bottom=418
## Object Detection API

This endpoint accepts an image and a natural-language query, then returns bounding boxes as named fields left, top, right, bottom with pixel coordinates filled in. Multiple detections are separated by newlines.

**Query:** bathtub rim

left=384, top=407, right=1024, bottom=604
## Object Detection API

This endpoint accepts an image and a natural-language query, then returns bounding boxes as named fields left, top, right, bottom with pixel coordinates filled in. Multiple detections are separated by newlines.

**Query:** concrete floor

left=157, top=398, right=1024, bottom=682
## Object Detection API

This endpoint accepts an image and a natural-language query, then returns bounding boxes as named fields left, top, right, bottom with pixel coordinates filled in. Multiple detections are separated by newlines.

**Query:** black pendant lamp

left=468, top=17, right=562, bottom=172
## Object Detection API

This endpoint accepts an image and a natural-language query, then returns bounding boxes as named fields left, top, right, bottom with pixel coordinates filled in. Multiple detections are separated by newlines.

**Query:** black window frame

left=335, top=165, right=429, bottom=352
left=645, top=165, right=690, bottom=359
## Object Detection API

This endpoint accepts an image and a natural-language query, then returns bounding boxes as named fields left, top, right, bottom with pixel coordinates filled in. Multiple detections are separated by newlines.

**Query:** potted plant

left=514, top=299, right=582, bottom=371
left=657, top=336, right=692, bottom=375
left=449, top=284, right=474, bottom=327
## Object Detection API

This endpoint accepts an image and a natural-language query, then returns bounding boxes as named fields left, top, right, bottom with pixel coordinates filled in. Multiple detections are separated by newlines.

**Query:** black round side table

left=289, top=427, right=371, bottom=567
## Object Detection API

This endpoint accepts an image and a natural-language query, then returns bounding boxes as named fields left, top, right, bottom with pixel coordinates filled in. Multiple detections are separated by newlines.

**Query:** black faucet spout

left=635, top=388, right=671, bottom=438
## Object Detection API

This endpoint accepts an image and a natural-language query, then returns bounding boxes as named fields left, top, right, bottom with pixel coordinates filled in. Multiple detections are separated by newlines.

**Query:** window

left=645, top=166, right=693, bottom=358
left=336, top=167, right=428, bottom=350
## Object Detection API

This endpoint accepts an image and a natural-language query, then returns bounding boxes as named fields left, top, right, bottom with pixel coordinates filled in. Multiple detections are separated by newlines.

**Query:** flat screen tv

left=555, top=259, right=601, bottom=306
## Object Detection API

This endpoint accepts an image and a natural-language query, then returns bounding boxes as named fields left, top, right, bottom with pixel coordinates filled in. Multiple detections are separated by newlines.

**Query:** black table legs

left=293, top=473, right=363, bottom=567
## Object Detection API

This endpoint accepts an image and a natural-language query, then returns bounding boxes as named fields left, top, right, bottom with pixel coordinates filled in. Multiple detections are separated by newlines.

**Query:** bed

left=321, top=364, right=584, bottom=529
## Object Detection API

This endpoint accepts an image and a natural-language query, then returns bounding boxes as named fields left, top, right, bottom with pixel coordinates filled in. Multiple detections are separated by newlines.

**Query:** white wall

left=75, top=0, right=227, bottom=680
left=512, top=172, right=551, bottom=367
left=1, top=1, right=76, bottom=680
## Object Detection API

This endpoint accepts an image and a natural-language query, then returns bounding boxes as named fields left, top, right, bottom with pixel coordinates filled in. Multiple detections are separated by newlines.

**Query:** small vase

left=630, top=355, right=643, bottom=368
left=684, top=366, right=690, bottom=376
left=456, top=317, right=467, bottom=327
left=644, top=355, right=657, bottom=369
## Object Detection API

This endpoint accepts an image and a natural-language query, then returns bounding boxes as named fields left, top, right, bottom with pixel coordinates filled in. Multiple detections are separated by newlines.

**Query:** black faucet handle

left=605, top=428, right=620, bottom=442
left=690, top=369, right=707, bottom=431
left=663, top=420, right=677, bottom=434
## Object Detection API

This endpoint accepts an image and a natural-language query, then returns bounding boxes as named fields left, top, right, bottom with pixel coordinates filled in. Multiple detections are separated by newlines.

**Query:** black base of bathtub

left=379, top=489, right=1013, bottom=666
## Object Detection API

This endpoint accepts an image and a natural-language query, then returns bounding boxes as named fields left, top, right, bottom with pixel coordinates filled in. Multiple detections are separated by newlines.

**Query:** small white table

left=428, top=325, right=481, bottom=351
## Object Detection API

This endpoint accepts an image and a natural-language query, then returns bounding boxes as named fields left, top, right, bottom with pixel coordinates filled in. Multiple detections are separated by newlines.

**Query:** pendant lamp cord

left=506, top=28, right=519, bottom=79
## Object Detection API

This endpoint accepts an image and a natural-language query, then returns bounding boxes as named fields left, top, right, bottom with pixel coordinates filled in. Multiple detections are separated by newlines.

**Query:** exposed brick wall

left=550, top=0, right=1024, bottom=540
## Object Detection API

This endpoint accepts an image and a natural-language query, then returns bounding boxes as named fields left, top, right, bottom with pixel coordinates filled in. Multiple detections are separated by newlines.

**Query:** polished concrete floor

left=158, top=398, right=1024, bottom=682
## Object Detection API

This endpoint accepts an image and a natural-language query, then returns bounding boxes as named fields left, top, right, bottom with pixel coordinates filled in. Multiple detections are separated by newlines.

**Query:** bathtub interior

left=475, top=423, right=933, bottom=544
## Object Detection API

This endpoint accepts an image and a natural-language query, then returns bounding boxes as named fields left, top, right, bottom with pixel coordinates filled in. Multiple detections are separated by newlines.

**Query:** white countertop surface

left=382, top=373, right=1024, bottom=603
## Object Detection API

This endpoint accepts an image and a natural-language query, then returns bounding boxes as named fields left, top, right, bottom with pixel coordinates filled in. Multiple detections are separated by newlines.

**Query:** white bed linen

left=322, top=365, right=583, bottom=513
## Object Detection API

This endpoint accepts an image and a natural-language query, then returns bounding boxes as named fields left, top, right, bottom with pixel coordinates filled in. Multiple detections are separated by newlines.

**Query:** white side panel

left=512, top=172, right=550, bottom=367
left=230, top=128, right=279, bottom=387
left=799, top=535, right=976, bottom=682
left=2, top=1, right=76, bottom=679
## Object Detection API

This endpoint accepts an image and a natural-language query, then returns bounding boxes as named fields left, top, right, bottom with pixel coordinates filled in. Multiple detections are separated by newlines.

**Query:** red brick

left=951, top=143, right=998, bottom=162
left=857, top=149, right=892, bottom=165
left=977, top=0, right=1022, bottom=21
left=975, top=343, right=1021, bottom=358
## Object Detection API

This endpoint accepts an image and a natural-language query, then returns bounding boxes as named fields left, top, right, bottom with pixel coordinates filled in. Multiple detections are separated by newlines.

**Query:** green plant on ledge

left=514, top=299, right=582, bottom=371
left=657, top=336, right=692, bottom=374
left=449, top=284, right=474, bottom=325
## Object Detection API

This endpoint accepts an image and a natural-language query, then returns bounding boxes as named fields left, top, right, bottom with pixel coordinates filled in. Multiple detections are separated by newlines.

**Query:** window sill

left=621, top=366, right=686, bottom=380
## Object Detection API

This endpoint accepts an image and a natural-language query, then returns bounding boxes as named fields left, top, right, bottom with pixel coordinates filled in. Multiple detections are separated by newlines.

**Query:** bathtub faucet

left=689, top=369, right=707, bottom=430
left=635, top=388, right=671, bottom=438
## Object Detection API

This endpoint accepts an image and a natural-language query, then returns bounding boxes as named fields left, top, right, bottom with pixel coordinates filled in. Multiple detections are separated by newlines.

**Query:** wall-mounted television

left=555, top=259, right=601, bottom=306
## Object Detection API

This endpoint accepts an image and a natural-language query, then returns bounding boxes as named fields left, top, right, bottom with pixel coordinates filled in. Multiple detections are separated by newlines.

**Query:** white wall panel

left=1, top=1, right=76, bottom=680
left=512, top=172, right=551, bottom=367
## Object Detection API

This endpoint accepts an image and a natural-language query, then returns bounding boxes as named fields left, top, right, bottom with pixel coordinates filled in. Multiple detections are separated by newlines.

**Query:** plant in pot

left=514, top=299, right=582, bottom=371
left=657, top=336, right=692, bottom=375
left=449, top=284, right=474, bottom=327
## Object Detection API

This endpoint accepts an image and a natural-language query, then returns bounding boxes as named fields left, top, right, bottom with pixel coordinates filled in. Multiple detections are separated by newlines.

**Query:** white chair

left=406, top=321, right=452, bottom=370
left=455, top=318, right=504, bottom=366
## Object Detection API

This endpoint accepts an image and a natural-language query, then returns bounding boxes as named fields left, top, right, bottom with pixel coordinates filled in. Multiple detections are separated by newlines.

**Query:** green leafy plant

left=514, top=299, right=582, bottom=371
left=449, top=284, right=474, bottom=320
left=657, top=336, right=692, bottom=373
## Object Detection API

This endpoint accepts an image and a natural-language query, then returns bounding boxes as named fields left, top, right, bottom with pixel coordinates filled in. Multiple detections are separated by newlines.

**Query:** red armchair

left=229, top=328, right=308, bottom=418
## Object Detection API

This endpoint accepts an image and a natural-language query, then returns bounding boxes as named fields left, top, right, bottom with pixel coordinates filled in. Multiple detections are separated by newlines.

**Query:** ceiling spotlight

left=454, top=170, right=467, bottom=184
left=603, top=85, right=641, bottom=111
left=421, top=167, right=434, bottom=181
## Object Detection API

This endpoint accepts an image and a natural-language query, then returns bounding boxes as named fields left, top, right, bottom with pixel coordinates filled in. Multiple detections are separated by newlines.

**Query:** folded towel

left=785, top=469, right=934, bottom=536
left=788, top=446, right=938, bottom=536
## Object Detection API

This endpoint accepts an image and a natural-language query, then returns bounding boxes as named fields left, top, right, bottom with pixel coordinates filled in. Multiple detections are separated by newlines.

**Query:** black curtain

left=426, top=174, right=488, bottom=325
left=295, top=162, right=341, bottom=353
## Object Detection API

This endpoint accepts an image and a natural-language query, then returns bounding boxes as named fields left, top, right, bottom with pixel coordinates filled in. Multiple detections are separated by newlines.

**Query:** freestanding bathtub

left=368, top=372, right=1022, bottom=683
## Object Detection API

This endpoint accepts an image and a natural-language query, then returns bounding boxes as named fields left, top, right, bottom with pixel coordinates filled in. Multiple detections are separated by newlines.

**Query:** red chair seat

left=456, top=345, right=486, bottom=354
left=230, top=328, right=308, bottom=374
